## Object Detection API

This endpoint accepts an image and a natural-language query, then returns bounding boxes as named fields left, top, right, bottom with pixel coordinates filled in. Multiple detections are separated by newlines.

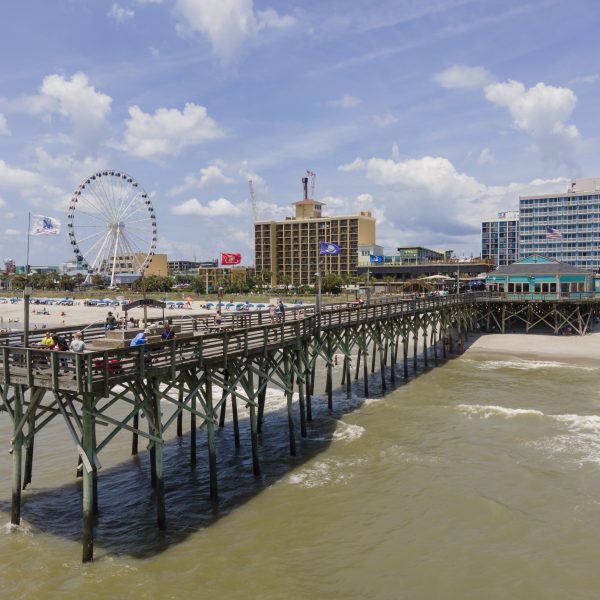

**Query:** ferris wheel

left=67, top=171, right=157, bottom=286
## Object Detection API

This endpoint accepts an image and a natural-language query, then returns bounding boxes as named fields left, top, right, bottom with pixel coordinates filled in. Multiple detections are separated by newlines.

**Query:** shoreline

left=462, top=330, right=600, bottom=366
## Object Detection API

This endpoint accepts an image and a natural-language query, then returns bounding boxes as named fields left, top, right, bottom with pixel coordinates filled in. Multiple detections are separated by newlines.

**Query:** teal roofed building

left=486, top=255, right=594, bottom=298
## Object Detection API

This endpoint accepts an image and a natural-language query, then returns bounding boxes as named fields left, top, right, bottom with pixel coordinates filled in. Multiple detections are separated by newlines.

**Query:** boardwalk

left=0, top=291, right=597, bottom=561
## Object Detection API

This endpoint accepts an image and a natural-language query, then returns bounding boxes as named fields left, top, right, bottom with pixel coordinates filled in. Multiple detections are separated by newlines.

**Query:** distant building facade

left=481, top=211, right=519, bottom=267
left=168, top=259, right=217, bottom=274
left=519, top=178, right=600, bottom=271
left=254, top=188, right=376, bottom=286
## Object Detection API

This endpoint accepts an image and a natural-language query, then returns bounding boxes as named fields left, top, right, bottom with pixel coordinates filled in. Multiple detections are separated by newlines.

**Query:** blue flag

left=369, top=255, right=384, bottom=263
left=319, top=242, right=341, bottom=255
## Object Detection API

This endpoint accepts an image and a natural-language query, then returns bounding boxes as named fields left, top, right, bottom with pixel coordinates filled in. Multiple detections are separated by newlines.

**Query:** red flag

left=221, top=253, right=242, bottom=266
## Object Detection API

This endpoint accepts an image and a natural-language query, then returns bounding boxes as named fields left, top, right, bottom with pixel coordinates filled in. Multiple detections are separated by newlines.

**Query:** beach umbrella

left=175, top=301, right=185, bottom=305
left=205, top=302, right=215, bottom=309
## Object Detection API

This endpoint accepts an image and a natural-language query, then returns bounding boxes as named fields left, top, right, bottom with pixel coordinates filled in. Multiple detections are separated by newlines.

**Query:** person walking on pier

left=161, top=324, right=175, bottom=340
left=105, top=311, right=117, bottom=331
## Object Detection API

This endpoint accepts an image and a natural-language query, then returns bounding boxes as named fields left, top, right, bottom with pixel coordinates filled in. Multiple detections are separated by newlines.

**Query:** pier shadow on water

left=0, top=349, right=453, bottom=559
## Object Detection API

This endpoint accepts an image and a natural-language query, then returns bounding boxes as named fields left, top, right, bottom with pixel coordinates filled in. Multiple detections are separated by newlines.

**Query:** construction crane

left=248, top=179, right=258, bottom=222
left=306, top=170, right=316, bottom=199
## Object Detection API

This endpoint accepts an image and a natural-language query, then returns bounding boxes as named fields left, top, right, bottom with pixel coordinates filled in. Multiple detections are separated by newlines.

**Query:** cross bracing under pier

left=1, top=291, right=598, bottom=561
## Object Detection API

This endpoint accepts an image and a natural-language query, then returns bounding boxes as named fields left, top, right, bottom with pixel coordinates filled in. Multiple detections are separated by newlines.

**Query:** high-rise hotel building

left=481, top=211, right=519, bottom=267
left=519, top=178, right=600, bottom=270
left=254, top=185, right=376, bottom=286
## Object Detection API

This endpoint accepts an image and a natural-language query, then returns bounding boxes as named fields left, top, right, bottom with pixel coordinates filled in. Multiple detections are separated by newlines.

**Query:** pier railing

left=0, top=293, right=480, bottom=393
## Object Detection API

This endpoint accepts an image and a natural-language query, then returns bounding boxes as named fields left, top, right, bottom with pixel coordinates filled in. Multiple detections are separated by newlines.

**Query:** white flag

left=30, top=215, right=61, bottom=236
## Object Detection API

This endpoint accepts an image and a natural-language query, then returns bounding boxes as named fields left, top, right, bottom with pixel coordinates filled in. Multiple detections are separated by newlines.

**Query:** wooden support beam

left=231, top=391, right=240, bottom=449
left=247, top=367, right=260, bottom=475
left=205, top=370, right=218, bottom=501
left=81, top=392, right=95, bottom=563
left=151, top=378, right=166, bottom=529
left=176, top=387, right=183, bottom=437
left=11, top=385, right=24, bottom=526
left=296, top=340, right=307, bottom=438
left=284, top=351, right=296, bottom=456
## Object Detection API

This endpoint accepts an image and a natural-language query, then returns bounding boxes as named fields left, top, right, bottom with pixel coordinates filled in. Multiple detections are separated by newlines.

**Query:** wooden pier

left=0, top=291, right=597, bottom=561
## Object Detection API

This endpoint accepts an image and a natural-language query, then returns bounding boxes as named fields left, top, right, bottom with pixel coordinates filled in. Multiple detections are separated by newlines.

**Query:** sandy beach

left=464, top=330, right=600, bottom=365
left=0, top=299, right=215, bottom=333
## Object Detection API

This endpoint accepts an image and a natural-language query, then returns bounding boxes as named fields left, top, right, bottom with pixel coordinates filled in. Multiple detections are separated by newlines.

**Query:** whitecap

left=457, top=404, right=545, bottom=419
left=333, top=422, right=366, bottom=442
left=287, top=457, right=367, bottom=488
left=472, top=359, right=595, bottom=371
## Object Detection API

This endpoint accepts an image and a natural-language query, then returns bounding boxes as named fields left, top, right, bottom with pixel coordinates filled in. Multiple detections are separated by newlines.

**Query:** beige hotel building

left=254, top=196, right=376, bottom=286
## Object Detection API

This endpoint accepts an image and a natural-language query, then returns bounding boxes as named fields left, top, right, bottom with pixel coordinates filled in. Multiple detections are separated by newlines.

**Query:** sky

left=1, top=0, right=600, bottom=267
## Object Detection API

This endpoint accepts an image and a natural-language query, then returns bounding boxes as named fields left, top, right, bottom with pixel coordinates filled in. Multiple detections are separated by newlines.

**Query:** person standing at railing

left=161, top=324, right=175, bottom=340
left=69, top=331, right=85, bottom=352
left=105, top=311, right=117, bottom=331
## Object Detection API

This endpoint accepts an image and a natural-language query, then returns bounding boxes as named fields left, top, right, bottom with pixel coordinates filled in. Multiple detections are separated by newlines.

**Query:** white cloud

left=171, top=197, right=242, bottom=217
left=4, top=229, right=19, bottom=236
left=199, top=165, right=234, bottom=187
left=256, top=8, right=295, bottom=30
left=339, top=154, right=569, bottom=251
left=477, top=147, right=496, bottom=165
left=0, top=195, right=5, bottom=208
left=569, top=74, right=598, bottom=85
left=174, top=0, right=295, bottom=65
left=0, top=160, right=44, bottom=189
left=0, top=113, right=10, bottom=135
left=136, top=0, right=163, bottom=4
left=328, top=94, right=362, bottom=109
left=167, top=163, right=234, bottom=196
left=484, top=80, right=579, bottom=168
left=117, top=102, right=224, bottom=159
left=21, top=73, right=112, bottom=149
left=433, top=64, right=493, bottom=89
left=108, top=3, right=135, bottom=22
left=35, top=148, right=106, bottom=182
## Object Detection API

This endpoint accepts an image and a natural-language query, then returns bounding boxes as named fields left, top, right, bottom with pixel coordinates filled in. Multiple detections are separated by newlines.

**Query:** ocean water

left=1, top=345, right=600, bottom=599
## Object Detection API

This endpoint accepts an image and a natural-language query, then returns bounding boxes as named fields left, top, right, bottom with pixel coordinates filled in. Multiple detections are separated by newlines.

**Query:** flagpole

left=23, top=213, right=32, bottom=348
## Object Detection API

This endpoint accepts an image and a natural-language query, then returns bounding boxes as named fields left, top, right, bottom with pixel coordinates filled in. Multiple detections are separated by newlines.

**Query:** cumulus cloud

left=117, top=102, right=224, bottom=159
left=4, top=229, right=19, bottom=236
left=339, top=153, right=568, bottom=252
left=484, top=80, right=580, bottom=169
left=433, top=64, right=493, bottom=89
left=108, top=3, right=135, bottom=22
left=168, top=163, right=234, bottom=196
left=174, top=0, right=295, bottom=65
left=35, top=148, right=107, bottom=183
left=20, top=72, right=112, bottom=149
left=328, top=94, right=362, bottom=109
left=171, top=197, right=242, bottom=217
left=0, top=159, right=65, bottom=205
left=0, top=113, right=10, bottom=135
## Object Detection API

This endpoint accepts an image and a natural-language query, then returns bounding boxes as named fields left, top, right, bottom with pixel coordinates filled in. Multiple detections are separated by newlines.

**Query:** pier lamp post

left=23, top=285, right=32, bottom=348
left=315, top=271, right=322, bottom=329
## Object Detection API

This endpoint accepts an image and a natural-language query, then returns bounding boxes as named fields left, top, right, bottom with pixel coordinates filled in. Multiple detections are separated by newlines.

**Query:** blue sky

left=1, top=0, right=599, bottom=267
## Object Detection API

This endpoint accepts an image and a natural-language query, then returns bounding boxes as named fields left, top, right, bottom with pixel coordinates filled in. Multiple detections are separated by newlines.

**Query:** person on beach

left=105, top=311, right=117, bottom=331
left=69, top=331, right=85, bottom=352
left=161, top=324, right=175, bottom=340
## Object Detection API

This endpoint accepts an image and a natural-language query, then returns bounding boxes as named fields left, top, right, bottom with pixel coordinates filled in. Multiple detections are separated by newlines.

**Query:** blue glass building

left=481, top=211, right=519, bottom=267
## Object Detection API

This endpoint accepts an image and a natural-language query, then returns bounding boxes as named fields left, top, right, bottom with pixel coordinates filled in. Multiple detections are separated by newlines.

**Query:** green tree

left=321, top=273, right=344, bottom=294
